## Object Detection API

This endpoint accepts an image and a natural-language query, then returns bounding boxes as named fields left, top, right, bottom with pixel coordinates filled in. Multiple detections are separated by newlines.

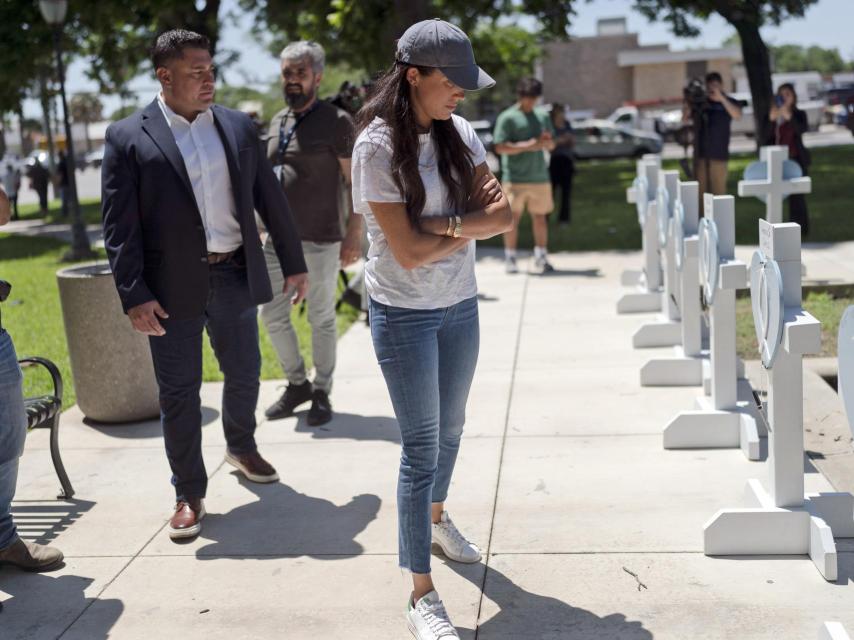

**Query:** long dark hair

left=356, top=62, right=475, bottom=228
left=777, top=82, right=799, bottom=107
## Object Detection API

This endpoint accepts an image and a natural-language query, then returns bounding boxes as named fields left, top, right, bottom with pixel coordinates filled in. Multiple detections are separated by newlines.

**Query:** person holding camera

left=0, top=184, right=64, bottom=571
left=769, top=82, right=811, bottom=235
left=682, top=71, right=742, bottom=202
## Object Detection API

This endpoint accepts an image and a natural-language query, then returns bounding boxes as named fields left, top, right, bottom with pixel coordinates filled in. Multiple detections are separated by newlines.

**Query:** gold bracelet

left=453, top=215, right=463, bottom=238
left=445, top=216, right=455, bottom=237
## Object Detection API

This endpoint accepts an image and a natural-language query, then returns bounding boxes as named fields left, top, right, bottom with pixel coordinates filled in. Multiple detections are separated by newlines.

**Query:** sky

left=22, top=0, right=854, bottom=119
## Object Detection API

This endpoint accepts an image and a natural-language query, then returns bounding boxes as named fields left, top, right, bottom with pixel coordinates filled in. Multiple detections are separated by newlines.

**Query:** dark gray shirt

left=266, top=100, right=354, bottom=243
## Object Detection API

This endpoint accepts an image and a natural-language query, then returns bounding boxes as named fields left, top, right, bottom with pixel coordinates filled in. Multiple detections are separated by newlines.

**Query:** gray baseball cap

left=396, top=19, right=495, bottom=91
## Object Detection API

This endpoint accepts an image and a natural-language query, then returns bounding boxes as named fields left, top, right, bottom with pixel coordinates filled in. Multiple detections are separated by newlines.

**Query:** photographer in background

left=769, top=83, right=811, bottom=235
left=682, top=71, right=742, bottom=204
left=0, top=184, right=65, bottom=571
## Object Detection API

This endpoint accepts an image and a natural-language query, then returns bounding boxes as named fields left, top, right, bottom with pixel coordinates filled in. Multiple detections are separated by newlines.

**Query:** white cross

left=737, top=145, right=811, bottom=224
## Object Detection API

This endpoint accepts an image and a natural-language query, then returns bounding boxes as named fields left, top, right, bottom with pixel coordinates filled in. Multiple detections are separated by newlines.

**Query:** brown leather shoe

left=0, top=537, right=64, bottom=571
left=167, top=498, right=205, bottom=540
left=224, top=450, right=279, bottom=483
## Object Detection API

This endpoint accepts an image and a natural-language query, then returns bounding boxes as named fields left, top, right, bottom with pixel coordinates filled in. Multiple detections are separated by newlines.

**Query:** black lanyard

left=277, top=101, right=319, bottom=163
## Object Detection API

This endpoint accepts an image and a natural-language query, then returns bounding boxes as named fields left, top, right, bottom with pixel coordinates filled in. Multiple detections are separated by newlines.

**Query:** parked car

left=823, top=84, right=854, bottom=126
left=24, top=149, right=53, bottom=168
left=84, top=146, right=105, bottom=169
left=571, top=119, right=662, bottom=159
left=469, top=119, right=500, bottom=174
left=846, top=96, right=854, bottom=136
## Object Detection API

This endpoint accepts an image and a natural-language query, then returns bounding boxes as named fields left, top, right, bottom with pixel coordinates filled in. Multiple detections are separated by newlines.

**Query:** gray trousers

left=261, top=237, right=340, bottom=393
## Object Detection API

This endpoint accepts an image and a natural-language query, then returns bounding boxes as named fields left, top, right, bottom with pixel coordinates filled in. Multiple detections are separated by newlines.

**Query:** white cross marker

left=737, top=145, right=811, bottom=224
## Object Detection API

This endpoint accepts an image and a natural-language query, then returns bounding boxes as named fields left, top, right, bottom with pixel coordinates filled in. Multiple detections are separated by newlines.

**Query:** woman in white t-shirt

left=351, top=19, right=511, bottom=640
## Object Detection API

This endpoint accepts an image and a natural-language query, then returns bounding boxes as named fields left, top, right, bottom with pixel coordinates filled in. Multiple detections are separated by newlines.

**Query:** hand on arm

left=420, top=163, right=512, bottom=241
left=368, top=201, right=469, bottom=270
left=539, top=130, right=555, bottom=152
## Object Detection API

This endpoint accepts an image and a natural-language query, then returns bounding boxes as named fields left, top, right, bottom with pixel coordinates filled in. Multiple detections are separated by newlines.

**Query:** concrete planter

left=57, top=262, right=160, bottom=423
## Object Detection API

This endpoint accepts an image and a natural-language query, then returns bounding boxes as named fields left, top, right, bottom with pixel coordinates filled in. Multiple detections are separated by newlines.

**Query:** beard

left=284, top=85, right=314, bottom=110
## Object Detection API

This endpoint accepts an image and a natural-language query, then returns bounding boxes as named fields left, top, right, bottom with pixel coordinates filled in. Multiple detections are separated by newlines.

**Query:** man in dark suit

left=102, top=30, right=308, bottom=541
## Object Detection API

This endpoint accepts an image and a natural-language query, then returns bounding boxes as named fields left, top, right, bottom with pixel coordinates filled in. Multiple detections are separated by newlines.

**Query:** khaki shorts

left=504, top=181, right=554, bottom=216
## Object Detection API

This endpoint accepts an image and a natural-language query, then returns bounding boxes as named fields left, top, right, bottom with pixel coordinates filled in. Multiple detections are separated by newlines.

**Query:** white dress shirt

left=156, top=94, right=242, bottom=253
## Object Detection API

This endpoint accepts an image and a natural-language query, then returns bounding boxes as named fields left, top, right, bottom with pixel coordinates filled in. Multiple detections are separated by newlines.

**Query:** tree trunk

left=380, top=0, right=430, bottom=60
left=159, top=0, right=222, bottom=56
left=733, top=20, right=773, bottom=150
left=16, top=104, right=28, bottom=156
left=38, top=74, right=58, bottom=196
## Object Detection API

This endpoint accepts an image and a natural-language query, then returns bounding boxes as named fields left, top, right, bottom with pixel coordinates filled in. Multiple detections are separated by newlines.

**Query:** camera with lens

left=683, top=77, right=708, bottom=112
left=0, top=280, right=10, bottom=302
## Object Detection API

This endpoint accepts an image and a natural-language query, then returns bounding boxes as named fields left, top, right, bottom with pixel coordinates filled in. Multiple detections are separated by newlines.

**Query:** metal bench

left=19, top=356, right=74, bottom=499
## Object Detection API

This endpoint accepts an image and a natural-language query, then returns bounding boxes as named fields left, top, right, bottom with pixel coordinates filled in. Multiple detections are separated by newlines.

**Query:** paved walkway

left=3, top=250, right=852, bottom=639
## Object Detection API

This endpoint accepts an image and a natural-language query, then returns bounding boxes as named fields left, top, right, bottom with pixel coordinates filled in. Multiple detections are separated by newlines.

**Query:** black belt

left=207, top=246, right=243, bottom=265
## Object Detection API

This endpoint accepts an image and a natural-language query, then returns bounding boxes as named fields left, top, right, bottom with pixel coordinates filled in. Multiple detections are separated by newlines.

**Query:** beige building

left=541, top=18, right=742, bottom=116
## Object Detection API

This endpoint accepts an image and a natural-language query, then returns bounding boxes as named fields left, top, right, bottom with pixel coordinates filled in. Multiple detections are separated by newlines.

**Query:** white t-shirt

left=351, top=114, right=487, bottom=310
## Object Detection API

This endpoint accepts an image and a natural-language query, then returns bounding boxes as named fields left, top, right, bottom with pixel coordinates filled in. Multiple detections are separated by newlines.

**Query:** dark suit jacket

left=101, top=99, right=307, bottom=320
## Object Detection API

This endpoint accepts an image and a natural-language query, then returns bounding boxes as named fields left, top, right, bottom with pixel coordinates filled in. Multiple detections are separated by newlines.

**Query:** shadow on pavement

left=293, top=411, right=401, bottom=444
left=11, top=498, right=96, bottom=546
left=0, top=570, right=123, bottom=640
left=83, top=406, right=220, bottom=439
left=193, top=475, right=381, bottom=559
left=446, top=559, right=653, bottom=639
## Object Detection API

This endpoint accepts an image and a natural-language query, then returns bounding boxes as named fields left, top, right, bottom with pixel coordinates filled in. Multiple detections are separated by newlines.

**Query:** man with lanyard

left=262, top=41, right=362, bottom=427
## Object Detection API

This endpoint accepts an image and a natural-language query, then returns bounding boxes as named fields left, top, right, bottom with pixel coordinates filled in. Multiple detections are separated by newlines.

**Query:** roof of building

left=617, top=46, right=741, bottom=67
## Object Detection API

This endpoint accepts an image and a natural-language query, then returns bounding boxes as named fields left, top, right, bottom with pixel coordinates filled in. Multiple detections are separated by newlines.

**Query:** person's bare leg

left=502, top=209, right=522, bottom=251
left=412, top=572, right=436, bottom=602
left=431, top=501, right=444, bottom=524
left=532, top=214, right=548, bottom=250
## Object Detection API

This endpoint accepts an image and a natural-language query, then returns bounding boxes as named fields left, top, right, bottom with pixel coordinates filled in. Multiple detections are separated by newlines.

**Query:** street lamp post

left=39, top=0, right=93, bottom=261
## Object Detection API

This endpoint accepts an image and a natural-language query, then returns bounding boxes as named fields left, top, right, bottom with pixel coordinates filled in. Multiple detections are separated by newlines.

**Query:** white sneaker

left=533, top=256, right=555, bottom=274
left=431, top=511, right=482, bottom=563
left=407, top=590, right=459, bottom=640
left=505, top=256, right=518, bottom=274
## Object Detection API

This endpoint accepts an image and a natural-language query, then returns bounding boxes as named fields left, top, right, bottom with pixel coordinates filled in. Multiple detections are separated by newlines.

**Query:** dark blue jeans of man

left=148, top=258, right=261, bottom=502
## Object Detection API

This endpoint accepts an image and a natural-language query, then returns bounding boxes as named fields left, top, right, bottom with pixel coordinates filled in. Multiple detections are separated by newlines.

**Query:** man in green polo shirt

left=493, top=77, right=556, bottom=274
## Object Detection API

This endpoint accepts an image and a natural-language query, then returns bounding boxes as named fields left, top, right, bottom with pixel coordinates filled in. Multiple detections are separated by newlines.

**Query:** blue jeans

left=369, top=296, right=480, bottom=574
left=0, top=330, right=27, bottom=549
left=148, top=259, right=261, bottom=501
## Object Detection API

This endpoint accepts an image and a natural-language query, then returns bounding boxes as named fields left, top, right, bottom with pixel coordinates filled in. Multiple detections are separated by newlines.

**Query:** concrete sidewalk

left=3, top=249, right=852, bottom=639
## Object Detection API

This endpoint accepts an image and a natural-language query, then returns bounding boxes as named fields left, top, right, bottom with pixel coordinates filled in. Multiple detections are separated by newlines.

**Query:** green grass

left=479, top=145, right=854, bottom=252
left=15, top=197, right=102, bottom=225
left=736, top=291, right=851, bottom=361
left=0, top=233, right=359, bottom=409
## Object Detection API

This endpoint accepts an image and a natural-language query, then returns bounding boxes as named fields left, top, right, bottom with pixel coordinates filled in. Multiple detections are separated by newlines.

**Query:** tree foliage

left=772, top=44, right=854, bottom=74
left=239, top=0, right=574, bottom=76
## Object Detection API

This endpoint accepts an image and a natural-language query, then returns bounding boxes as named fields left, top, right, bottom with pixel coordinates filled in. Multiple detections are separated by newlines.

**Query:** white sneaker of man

left=431, top=511, right=482, bottom=563
left=504, top=255, right=518, bottom=274
left=407, top=590, right=459, bottom=640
